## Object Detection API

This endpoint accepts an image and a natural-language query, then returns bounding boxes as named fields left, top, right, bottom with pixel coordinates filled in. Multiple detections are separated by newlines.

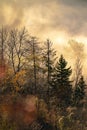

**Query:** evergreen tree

left=73, top=76, right=86, bottom=107
left=51, top=55, right=72, bottom=108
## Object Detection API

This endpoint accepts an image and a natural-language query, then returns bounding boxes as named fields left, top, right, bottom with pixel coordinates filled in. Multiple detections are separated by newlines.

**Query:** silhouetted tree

left=43, top=39, right=57, bottom=101
left=0, top=27, right=7, bottom=63
left=73, top=76, right=86, bottom=107
left=26, top=37, right=41, bottom=94
left=51, top=55, right=72, bottom=109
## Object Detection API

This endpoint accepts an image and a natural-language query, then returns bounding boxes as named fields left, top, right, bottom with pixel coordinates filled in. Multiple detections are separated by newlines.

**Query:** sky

left=0, top=0, right=87, bottom=43
left=0, top=0, right=87, bottom=69
left=0, top=0, right=87, bottom=74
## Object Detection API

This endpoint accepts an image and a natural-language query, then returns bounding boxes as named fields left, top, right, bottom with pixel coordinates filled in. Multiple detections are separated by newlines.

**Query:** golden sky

left=0, top=0, right=87, bottom=44
left=0, top=0, right=87, bottom=74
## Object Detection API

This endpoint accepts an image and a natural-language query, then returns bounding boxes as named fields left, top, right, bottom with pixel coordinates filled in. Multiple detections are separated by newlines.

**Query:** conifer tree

left=73, top=76, right=86, bottom=107
left=51, top=55, right=72, bottom=108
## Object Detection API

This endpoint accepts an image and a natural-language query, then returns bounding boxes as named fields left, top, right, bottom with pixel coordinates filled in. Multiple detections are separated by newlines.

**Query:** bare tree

left=0, top=27, right=8, bottom=81
left=68, top=40, right=85, bottom=88
left=7, top=28, right=29, bottom=74
left=27, top=37, right=41, bottom=94
left=0, top=27, right=8, bottom=65
left=74, top=58, right=82, bottom=88
left=5, top=28, right=29, bottom=92
left=43, top=39, right=57, bottom=102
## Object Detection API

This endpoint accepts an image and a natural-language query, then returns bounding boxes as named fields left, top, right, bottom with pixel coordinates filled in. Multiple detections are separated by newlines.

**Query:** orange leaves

left=12, top=70, right=26, bottom=92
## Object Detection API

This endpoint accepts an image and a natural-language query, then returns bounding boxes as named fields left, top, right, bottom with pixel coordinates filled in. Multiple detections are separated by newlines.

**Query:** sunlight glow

left=74, top=36, right=87, bottom=44
left=3, top=5, right=13, bottom=23
left=55, top=37, right=67, bottom=44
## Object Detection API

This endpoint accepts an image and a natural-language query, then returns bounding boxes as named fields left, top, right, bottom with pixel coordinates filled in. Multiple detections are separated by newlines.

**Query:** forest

left=0, top=27, right=87, bottom=130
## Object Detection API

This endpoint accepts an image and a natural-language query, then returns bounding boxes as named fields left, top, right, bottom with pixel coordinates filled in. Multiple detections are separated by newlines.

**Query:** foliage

left=73, top=76, right=86, bottom=107
left=0, top=27, right=87, bottom=130
left=50, top=55, right=72, bottom=108
left=12, top=70, right=26, bottom=92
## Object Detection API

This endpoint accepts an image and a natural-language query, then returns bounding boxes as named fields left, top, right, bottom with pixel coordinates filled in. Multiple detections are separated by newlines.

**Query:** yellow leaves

left=12, top=70, right=26, bottom=92
left=15, top=86, right=20, bottom=92
left=0, top=66, right=26, bottom=93
left=13, top=70, right=25, bottom=83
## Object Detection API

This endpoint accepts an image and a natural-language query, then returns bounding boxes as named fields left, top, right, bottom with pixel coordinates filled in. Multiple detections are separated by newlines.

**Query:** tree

left=0, top=27, right=8, bottom=62
left=26, top=37, right=41, bottom=94
left=43, top=39, right=57, bottom=101
left=0, top=27, right=7, bottom=80
left=6, top=28, right=29, bottom=89
left=51, top=55, right=72, bottom=108
left=73, top=76, right=86, bottom=107
left=73, top=58, right=82, bottom=88
left=7, top=28, right=28, bottom=74
left=43, top=40, right=56, bottom=82
left=68, top=40, right=84, bottom=88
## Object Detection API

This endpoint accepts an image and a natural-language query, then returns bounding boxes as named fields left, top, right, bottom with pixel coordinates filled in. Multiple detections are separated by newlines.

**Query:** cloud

left=68, top=40, right=85, bottom=59
left=59, top=0, right=87, bottom=7
left=0, top=0, right=87, bottom=39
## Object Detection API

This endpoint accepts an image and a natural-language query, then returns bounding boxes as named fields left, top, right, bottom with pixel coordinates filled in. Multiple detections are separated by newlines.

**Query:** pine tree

left=73, top=76, right=86, bottom=107
left=51, top=55, right=72, bottom=108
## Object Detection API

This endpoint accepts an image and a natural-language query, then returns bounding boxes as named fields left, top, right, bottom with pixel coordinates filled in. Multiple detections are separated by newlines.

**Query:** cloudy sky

left=0, top=0, right=87, bottom=44
left=0, top=0, right=87, bottom=74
